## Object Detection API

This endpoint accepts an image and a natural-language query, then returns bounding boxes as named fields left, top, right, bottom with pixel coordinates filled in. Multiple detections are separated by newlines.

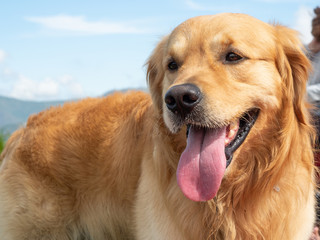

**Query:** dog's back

left=0, top=91, right=152, bottom=240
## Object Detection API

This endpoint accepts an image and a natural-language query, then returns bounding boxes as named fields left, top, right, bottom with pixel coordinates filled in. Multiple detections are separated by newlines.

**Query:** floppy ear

left=274, top=25, right=312, bottom=124
left=146, top=36, right=168, bottom=113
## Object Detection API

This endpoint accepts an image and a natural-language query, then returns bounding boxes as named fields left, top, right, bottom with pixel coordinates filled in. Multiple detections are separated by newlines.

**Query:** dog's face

left=147, top=13, right=310, bottom=202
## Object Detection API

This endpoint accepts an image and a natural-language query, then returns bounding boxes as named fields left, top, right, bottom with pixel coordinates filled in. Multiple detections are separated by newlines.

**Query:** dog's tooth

left=230, top=119, right=240, bottom=131
left=225, top=120, right=239, bottom=146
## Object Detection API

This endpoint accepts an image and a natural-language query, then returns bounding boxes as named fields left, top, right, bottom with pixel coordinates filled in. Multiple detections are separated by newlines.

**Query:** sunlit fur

left=0, top=13, right=316, bottom=239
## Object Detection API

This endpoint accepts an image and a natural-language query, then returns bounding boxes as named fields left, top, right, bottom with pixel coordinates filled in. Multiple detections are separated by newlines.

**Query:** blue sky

left=0, top=0, right=318, bottom=101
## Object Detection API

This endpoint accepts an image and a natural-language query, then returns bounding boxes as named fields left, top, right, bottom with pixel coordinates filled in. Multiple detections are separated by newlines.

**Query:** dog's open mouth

left=225, top=109, right=260, bottom=167
left=177, top=109, right=259, bottom=202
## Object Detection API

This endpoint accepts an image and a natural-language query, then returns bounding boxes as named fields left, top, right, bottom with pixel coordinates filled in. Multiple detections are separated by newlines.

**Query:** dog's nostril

left=165, top=95, right=176, bottom=110
left=182, top=92, right=199, bottom=105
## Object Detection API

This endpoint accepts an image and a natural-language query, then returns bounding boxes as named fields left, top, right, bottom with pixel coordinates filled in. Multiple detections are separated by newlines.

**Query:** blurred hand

left=312, top=7, right=320, bottom=41
left=310, top=227, right=320, bottom=240
left=309, top=38, right=320, bottom=53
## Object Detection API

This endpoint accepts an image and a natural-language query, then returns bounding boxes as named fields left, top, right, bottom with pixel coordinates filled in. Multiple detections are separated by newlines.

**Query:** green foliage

left=0, top=131, right=8, bottom=154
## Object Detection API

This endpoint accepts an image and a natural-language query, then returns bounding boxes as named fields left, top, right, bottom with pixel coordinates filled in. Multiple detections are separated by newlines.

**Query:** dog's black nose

left=164, top=83, right=202, bottom=116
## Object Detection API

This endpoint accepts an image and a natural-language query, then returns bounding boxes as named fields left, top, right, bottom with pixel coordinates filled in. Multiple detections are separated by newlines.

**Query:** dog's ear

left=274, top=25, right=312, bottom=124
left=146, top=36, right=168, bottom=113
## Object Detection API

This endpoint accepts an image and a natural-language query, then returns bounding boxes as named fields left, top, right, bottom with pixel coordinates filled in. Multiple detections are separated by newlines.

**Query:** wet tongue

left=177, top=126, right=227, bottom=202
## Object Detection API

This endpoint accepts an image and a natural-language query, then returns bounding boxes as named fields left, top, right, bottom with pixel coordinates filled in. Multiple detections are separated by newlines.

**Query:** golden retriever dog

left=0, top=13, right=316, bottom=239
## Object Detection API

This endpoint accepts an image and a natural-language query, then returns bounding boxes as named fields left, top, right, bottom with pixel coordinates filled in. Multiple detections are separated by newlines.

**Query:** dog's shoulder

left=2, top=90, right=153, bottom=173
left=25, top=90, right=151, bottom=128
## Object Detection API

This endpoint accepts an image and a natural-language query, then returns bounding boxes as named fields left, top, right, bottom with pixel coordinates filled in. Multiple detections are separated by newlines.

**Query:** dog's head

left=147, top=13, right=311, bottom=202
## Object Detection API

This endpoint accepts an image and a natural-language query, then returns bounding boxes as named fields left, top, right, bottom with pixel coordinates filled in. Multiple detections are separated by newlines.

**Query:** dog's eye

left=168, top=60, right=179, bottom=71
left=225, top=52, right=243, bottom=62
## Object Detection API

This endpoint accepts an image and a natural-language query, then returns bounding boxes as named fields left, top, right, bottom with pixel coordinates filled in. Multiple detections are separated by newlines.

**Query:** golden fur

left=0, top=13, right=316, bottom=239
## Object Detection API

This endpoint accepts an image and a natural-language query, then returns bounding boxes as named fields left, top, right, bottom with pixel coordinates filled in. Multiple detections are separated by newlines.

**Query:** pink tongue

left=177, top=127, right=227, bottom=202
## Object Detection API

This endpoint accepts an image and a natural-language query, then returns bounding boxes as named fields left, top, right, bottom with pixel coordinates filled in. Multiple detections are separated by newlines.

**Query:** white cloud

left=0, top=49, right=6, bottom=63
left=11, top=75, right=40, bottom=100
left=37, top=78, right=60, bottom=97
left=3, top=67, right=13, bottom=76
left=58, top=74, right=84, bottom=98
left=185, top=0, right=206, bottom=11
left=10, top=74, right=84, bottom=101
left=25, top=15, right=146, bottom=35
left=59, top=74, right=74, bottom=84
left=183, top=0, right=241, bottom=12
left=0, top=49, right=84, bottom=101
left=293, top=6, right=313, bottom=44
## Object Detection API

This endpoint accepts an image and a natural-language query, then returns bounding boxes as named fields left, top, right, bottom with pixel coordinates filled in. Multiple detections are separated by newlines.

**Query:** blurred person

left=307, top=7, right=320, bottom=240
left=307, top=7, right=320, bottom=106
left=307, top=7, right=320, bottom=162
